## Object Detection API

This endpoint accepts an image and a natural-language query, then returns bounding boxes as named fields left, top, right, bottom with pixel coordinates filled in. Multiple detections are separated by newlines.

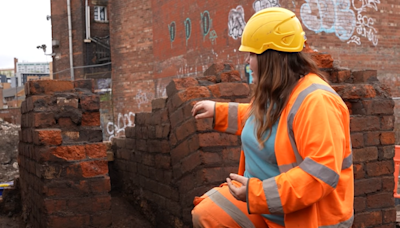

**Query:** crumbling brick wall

left=112, top=52, right=396, bottom=227
left=18, top=80, right=111, bottom=228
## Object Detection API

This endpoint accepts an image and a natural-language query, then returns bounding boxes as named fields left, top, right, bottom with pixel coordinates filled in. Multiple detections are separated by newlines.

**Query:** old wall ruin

left=111, top=52, right=396, bottom=227
left=18, top=80, right=111, bottom=228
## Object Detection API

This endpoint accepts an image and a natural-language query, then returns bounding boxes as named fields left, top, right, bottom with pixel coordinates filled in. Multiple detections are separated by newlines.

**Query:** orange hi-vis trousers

left=192, top=182, right=285, bottom=228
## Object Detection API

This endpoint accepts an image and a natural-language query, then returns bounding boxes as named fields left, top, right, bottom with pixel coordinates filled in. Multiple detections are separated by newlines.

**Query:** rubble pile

left=0, top=119, right=19, bottom=183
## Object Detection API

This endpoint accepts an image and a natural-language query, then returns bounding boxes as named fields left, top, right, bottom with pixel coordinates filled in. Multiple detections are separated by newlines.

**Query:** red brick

left=308, top=53, right=333, bottom=69
left=362, top=99, right=394, bottom=115
left=166, top=77, right=199, bottom=97
left=152, top=98, right=167, bottom=111
left=81, top=112, right=100, bottom=126
left=354, top=197, right=365, bottom=213
left=333, top=84, right=376, bottom=99
left=33, top=129, right=62, bottom=146
left=25, top=80, right=74, bottom=95
left=351, top=145, right=378, bottom=163
left=170, top=140, right=189, bottom=165
left=222, top=147, right=241, bottom=163
left=170, top=86, right=211, bottom=110
left=354, top=178, right=381, bottom=196
left=366, top=160, right=394, bottom=177
left=175, top=119, right=196, bottom=142
left=195, top=118, right=213, bottom=131
left=85, top=143, right=107, bottom=158
left=58, top=117, right=74, bottom=127
left=181, top=150, right=201, bottom=174
left=381, top=116, right=394, bottom=131
left=364, top=132, right=380, bottom=146
left=155, top=154, right=171, bottom=169
left=32, top=112, right=56, bottom=128
left=80, top=94, right=100, bottom=111
left=382, top=208, right=396, bottom=223
left=43, top=199, right=67, bottom=214
left=198, top=132, right=240, bottom=147
left=220, top=70, right=242, bottom=82
left=331, top=69, right=351, bottom=83
left=352, top=70, right=378, bottom=83
left=52, top=145, right=86, bottom=161
left=380, top=132, right=395, bottom=145
left=367, top=192, right=394, bottom=209
left=382, top=145, right=394, bottom=160
left=200, top=151, right=222, bottom=165
left=200, top=167, right=229, bottom=185
left=351, top=133, right=363, bottom=148
left=80, top=160, right=108, bottom=178
left=353, top=164, right=365, bottom=180
left=350, top=116, right=380, bottom=132
left=353, top=211, right=382, bottom=228
left=207, top=83, right=250, bottom=98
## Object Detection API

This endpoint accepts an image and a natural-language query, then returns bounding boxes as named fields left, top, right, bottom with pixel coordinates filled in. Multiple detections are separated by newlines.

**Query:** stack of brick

left=18, top=80, right=111, bottom=228
left=326, top=69, right=396, bottom=227
left=111, top=65, right=250, bottom=227
left=112, top=59, right=396, bottom=227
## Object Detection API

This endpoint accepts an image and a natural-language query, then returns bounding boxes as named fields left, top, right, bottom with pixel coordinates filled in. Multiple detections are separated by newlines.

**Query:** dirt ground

left=0, top=192, right=152, bottom=228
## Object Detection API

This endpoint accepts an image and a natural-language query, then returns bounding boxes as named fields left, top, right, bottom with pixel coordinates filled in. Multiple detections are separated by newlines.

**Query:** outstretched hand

left=226, top=173, right=248, bottom=202
left=191, top=100, right=215, bottom=119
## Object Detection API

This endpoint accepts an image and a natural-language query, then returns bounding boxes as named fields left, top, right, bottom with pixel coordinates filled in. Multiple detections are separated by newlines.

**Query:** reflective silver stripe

left=206, top=188, right=256, bottom=228
left=263, top=178, right=284, bottom=214
left=278, top=163, right=297, bottom=173
left=287, top=84, right=340, bottom=166
left=299, top=157, right=339, bottom=188
left=341, top=153, right=352, bottom=170
left=319, top=214, right=354, bottom=228
left=226, top=103, right=239, bottom=134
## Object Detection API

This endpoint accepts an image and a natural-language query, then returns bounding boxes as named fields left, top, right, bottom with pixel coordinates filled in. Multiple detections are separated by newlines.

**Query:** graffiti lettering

left=201, top=11, right=211, bottom=39
left=168, top=21, right=176, bottom=45
left=209, top=30, right=218, bottom=45
left=253, top=0, right=280, bottom=12
left=106, top=112, right=135, bottom=141
left=300, top=0, right=356, bottom=41
left=135, top=89, right=154, bottom=109
left=228, top=6, right=246, bottom=40
left=347, top=0, right=379, bottom=46
left=185, top=18, right=191, bottom=45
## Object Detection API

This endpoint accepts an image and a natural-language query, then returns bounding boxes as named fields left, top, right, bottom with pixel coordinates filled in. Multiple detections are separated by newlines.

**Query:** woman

left=191, top=7, right=354, bottom=228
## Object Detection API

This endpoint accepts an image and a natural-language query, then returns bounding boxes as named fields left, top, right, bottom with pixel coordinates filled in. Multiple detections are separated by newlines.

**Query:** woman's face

left=246, top=52, right=258, bottom=84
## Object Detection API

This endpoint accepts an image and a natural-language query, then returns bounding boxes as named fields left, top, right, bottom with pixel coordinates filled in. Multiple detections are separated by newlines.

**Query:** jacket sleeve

left=246, top=92, right=350, bottom=214
left=213, top=102, right=251, bottom=135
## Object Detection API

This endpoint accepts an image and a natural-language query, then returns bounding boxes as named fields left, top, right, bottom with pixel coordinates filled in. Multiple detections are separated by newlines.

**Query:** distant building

left=0, top=69, right=14, bottom=78
left=0, top=74, right=7, bottom=83
left=2, top=86, right=25, bottom=108
left=15, top=62, right=52, bottom=87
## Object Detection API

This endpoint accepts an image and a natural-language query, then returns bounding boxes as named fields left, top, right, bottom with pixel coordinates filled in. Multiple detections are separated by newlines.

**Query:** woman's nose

left=245, top=54, right=250, bottom=63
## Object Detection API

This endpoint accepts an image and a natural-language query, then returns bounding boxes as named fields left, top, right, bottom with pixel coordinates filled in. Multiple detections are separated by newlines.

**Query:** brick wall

left=18, top=80, right=111, bottom=228
left=111, top=51, right=396, bottom=227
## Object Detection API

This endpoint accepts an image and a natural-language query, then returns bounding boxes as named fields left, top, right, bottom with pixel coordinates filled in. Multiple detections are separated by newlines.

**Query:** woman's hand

left=191, top=100, right=215, bottom=119
left=227, top=173, right=248, bottom=202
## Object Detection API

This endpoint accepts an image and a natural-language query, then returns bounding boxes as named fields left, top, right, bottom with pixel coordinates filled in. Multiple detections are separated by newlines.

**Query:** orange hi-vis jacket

left=213, top=73, right=354, bottom=228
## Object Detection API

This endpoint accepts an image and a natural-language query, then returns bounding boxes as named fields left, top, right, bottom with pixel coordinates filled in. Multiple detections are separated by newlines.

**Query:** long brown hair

left=249, top=50, right=327, bottom=148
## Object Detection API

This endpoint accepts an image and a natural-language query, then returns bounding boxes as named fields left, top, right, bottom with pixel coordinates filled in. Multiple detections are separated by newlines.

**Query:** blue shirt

left=241, top=115, right=284, bottom=226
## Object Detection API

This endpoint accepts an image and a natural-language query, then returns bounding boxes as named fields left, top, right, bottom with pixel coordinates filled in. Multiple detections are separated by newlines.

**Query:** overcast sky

left=0, top=1, right=52, bottom=69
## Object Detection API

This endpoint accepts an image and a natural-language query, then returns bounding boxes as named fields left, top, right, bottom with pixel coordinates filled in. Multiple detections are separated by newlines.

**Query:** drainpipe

left=85, top=0, right=91, bottom=40
left=67, top=0, right=75, bottom=80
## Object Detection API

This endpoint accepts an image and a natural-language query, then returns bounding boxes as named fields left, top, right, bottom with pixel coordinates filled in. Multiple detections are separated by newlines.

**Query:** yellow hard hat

left=239, top=7, right=306, bottom=54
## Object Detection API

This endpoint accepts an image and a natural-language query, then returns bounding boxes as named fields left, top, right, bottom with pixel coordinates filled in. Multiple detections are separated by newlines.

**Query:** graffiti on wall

left=347, top=0, right=379, bottom=46
left=135, top=89, right=154, bottom=109
left=228, top=6, right=246, bottom=40
left=300, top=0, right=379, bottom=46
left=169, top=21, right=176, bottom=46
left=201, top=11, right=218, bottom=44
left=106, top=112, right=135, bottom=141
left=253, top=0, right=280, bottom=12
left=300, top=0, right=356, bottom=41
left=185, top=18, right=191, bottom=45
